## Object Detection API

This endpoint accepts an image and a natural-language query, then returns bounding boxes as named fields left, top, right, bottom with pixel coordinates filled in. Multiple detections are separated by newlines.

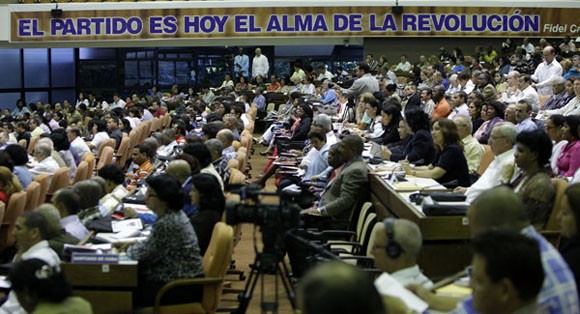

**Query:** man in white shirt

left=516, top=74, right=540, bottom=110
left=0, top=211, right=60, bottom=314
left=521, top=37, right=535, bottom=54
left=394, top=55, right=412, bottom=72
left=53, top=188, right=89, bottom=241
left=532, top=46, right=563, bottom=96
left=66, top=126, right=90, bottom=165
left=500, top=71, right=521, bottom=104
left=455, top=122, right=517, bottom=203
left=30, top=142, right=60, bottom=177
left=372, top=218, right=433, bottom=291
left=448, top=91, right=470, bottom=119
left=110, top=94, right=126, bottom=110
left=252, top=48, right=269, bottom=80
left=317, top=65, right=334, bottom=82
left=233, top=47, right=250, bottom=79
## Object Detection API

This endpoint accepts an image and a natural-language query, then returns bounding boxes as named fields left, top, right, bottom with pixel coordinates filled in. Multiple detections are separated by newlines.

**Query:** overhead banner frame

left=9, top=5, right=580, bottom=42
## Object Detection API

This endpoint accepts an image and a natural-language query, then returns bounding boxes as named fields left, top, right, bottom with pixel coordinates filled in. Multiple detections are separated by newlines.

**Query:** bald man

left=372, top=218, right=433, bottom=289
left=411, top=187, right=579, bottom=313
left=35, top=204, right=80, bottom=258
left=166, top=159, right=197, bottom=216
left=216, top=128, right=237, bottom=160
left=532, top=46, right=563, bottom=96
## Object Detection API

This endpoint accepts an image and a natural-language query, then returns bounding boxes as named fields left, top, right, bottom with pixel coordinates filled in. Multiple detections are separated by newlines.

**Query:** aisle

left=222, top=142, right=296, bottom=314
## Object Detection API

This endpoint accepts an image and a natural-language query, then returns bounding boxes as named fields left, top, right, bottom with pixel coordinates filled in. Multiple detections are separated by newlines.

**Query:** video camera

left=226, top=184, right=300, bottom=257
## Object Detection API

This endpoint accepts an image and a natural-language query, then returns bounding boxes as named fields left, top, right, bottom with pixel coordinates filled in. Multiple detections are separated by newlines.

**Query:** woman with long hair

left=402, top=118, right=470, bottom=187
left=188, top=173, right=225, bottom=255
left=0, top=166, right=22, bottom=204
left=558, top=183, right=580, bottom=297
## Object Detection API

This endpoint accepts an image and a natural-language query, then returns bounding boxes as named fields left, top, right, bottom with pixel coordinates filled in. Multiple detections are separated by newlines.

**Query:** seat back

left=81, top=152, right=96, bottom=180
left=116, top=136, right=131, bottom=169
left=27, top=136, right=40, bottom=155
left=356, top=202, right=374, bottom=241
left=47, top=167, right=71, bottom=195
left=227, top=159, right=240, bottom=170
left=357, top=213, right=377, bottom=256
left=95, top=138, right=115, bottom=158
left=232, top=140, right=241, bottom=152
left=73, top=161, right=89, bottom=185
left=546, top=178, right=569, bottom=231
left=477, top=145, right=493, bottom=175
left=24, top=181, right=41, bottom=212
left=201, top=222, right=234, bottom=312
left=236, top=151, right=247, bottom=173
left=0, top=191, right=26, bottom=250
left=34, top=174, right=50, bottom=208
left=229, top=168, right=246, bottom=185
left=96, top=146, right=114, bottom=171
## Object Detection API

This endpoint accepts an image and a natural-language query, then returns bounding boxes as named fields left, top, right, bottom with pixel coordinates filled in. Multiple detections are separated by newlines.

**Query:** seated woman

left=374, top=102, right=401, bottom=145
left=50, top=129, right=77, bottom=179
left=123, top=174, right=203, bottom=307
left=510, top=129, right=555, bottom=230
left=468, top=101, right=484, bottom=135
left=385, top=119, right=411, bottom=158
left=87, top=119, right=110, bottom=153
left=3, top=144, right=32, bottom=190
left=8, top=258, right=93, bottom=313
left=381, top=108, right=435, bottom=166
left=402, top=118, right=470, bottom=188
left=473, top=101, right=505, bottom=144
left=363, top=99, right=384, bottom=140
left=0, top=165, right=22, bottom=204
left=545, top=114, right=568, bottom=175
left=558, top=183, right=580, bottom=298
left=188, top=173, right=225, bottom=255
left=261, top=101, right=313, bottom=155
left=556, top=115, right=580, bottom=178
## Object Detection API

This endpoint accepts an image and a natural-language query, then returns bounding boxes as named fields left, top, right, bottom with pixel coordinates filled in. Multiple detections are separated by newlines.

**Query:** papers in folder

left=374, top=273, right=429, bottom=313
left=388, top=178, right=446, bottom=192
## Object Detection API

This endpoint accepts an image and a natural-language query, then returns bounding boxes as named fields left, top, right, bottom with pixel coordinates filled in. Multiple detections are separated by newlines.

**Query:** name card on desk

left=72, top=253, right=120, bottom=264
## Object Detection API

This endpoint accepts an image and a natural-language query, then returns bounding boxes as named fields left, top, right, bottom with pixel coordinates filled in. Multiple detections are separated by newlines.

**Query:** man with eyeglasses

left=454, top=123, right=517, bottom=203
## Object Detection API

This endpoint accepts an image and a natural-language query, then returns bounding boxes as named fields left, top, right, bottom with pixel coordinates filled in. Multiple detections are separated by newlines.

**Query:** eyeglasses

left=489, top=135, right=505, bottom=141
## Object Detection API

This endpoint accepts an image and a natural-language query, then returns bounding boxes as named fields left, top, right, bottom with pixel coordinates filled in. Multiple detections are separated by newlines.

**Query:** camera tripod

left=236, top=250, right=296, bottom=314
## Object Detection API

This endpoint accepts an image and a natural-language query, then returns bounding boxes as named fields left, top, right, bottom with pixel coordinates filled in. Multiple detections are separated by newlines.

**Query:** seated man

left=372, top=218, right=433, bottom=289
left=30, top=142, right=59, bottom=177
left=298, top=262, right=385, bottom=314
left=300, top=135, right=369, bottom=230
left=66, top=126, right=90, bottom=165
left=205, top=139, right=231, bottom=189
left=454, top=123, right=517, bottom=203
left=453, top=115, right=485, bottom=176
left=216, top=128, right=237, bottom=161
left=52, top=188, right=89, bottom=241
left=0, top=212, right=60, bottom=314
left=35, top=204, right=80, bottom=258
left=126, top=143, right=155, bottom=192
left=410, top=187, right=579, bottom=313
left=71, top=180, right=104, bottom=227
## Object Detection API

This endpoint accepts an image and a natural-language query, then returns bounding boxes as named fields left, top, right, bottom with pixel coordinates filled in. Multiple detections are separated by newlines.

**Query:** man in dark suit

left=300, top=135, right=369, bottom=230
left=403, top=84, right=421, bottom=114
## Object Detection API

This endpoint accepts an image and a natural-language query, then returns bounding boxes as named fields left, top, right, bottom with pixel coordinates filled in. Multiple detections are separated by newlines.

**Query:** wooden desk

left=369, top=174, right=472, bottom=278
left=61, top=262, right=138, bottom=314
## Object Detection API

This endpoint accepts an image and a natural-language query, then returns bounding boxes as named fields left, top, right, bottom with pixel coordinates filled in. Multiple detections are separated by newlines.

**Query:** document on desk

left=374, top=273, right=429, bottom=313
left=388, top=177, right=446, bottom=192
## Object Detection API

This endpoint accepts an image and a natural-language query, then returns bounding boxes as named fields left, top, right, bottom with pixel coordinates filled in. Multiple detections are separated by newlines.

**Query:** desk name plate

left=71, top=253, right=120, bottom=264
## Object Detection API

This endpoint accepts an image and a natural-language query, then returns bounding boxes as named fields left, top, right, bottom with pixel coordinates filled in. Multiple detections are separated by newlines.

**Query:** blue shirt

left=454, top=226, right=579, bottom=314
left=234, top=54, right=250, bottom=77
left=320, top=89, right=337, bottom=104
left=304, top=143, right=330, bottom=180
left=254, top=94, right=266, bottom=111
left=516, top=117, right=538, bottom=133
